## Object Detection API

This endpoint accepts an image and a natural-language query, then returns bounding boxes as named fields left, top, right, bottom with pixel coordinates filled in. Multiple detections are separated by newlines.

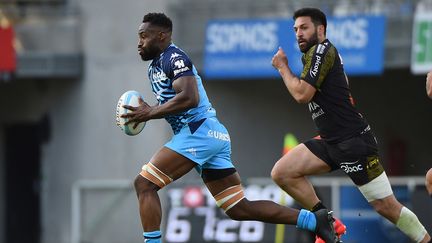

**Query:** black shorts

left=304, top=130, right=384, bottom=186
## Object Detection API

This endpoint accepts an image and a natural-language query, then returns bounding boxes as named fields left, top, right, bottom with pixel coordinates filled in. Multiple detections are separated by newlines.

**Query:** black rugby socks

left=311, top=201, right=327, bottom=212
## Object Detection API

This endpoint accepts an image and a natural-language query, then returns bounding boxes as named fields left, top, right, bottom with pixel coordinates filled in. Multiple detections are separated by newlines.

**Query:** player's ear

left=317, top=25, right=325, bottom=37
left=158, top=31, right=169, bottom=40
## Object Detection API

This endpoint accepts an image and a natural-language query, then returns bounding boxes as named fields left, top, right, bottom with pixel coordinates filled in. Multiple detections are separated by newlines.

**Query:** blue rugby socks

left=143, top=230, right=161, bottom=243
left=296, top=209, right=317, bottom=232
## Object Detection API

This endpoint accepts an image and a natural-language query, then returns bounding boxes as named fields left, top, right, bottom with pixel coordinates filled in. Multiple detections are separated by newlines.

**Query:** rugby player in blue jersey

left=271, top=7, right=431, bottom=243
left=121, top=12, right=339, bottom=243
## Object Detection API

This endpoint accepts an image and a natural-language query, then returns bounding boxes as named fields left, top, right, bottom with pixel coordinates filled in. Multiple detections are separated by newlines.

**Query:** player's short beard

left=300, top=31, right=319, bottom=53
left=139, top=45, right=160, bottom=61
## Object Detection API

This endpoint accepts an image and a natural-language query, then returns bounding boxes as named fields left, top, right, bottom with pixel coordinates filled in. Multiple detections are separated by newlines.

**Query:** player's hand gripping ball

left=116, top=90, right=146, bottom=136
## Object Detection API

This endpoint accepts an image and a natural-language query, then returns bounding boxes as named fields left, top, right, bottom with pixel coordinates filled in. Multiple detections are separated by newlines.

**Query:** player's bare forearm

left=272, top=47, right=313, bottom=103
left=149, top=91, right=197, bottom=119
left=427, top=71, right=432, bottom=98
left=149, top=76, right=199, bottom=119
left=278, top=67, right=316, bottom=104
left=278, top=67, right=305, bottom=102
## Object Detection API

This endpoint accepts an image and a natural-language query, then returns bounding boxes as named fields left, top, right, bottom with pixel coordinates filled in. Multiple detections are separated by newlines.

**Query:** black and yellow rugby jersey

left=300, top=39, right=369, bottom=143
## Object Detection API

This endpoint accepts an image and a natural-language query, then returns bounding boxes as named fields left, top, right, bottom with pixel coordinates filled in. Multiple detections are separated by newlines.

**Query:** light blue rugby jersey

left=148, top=43, right=216, bottom=134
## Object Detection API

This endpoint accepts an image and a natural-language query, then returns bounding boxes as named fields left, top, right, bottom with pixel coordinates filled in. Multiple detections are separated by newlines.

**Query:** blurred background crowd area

left=1, top=0, right=432, bottom=74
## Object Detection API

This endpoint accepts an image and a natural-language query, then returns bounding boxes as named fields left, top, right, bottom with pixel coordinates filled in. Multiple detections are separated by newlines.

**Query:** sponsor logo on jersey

left=316, top=44, right=325, bottom=54
left=311, top=109, right=324, bottom=120
left=309, top=55, right=322, bottom=78
left=173, top=59, right=190, bottom=75
left=174, top=59, right=185, bottom=68
left=308, top=101, right=325, bottom=120
left=170, top=52, right=181, bottom=60
left=152, top=71, right=168, bottom=83
left=207, top=130, right=231, bottom=142
left=340, top=160, right=363, bottom=173
left=308, top=101, right=320, bottom=111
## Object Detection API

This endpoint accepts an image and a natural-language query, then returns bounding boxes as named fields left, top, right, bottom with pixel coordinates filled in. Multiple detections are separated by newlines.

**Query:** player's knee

left=271, top=166, right=284, bottom=185
left=136, top=162, right=173, bottom=193
left=425, top=168, right=432, bottom=194
left=214, top=184, right=246, bottom=219
left=224, top=199, right=250, bottom=221
left=271, top=163, right=295, bottom=185
left=134, top=174, right=159, bottom=195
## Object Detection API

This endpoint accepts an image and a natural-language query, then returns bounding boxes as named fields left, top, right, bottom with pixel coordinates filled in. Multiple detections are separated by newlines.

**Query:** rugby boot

left=313, top=209, right=339, bottom=243
left=315, top=217, right=346, bottom=243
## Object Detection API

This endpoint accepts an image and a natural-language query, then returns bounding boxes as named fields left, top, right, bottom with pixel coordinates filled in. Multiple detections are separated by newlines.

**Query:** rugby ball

left=116, top=90, right=146, bottom=136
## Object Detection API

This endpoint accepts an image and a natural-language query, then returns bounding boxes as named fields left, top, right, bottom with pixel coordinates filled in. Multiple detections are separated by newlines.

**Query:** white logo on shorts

left=340, top=160, right=363, bottom=173
left=207, top=130, right=230, bottom=142
left=186, top=147, right=197, bottom=156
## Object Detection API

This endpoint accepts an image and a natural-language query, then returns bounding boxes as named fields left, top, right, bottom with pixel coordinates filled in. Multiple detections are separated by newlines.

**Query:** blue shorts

left=165, top=117, right=234, bottom=174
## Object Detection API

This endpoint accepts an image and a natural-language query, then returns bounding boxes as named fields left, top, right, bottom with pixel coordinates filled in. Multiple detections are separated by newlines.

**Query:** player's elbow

left=291, top=85, right=314, bottom=104
left=190, top=93, right=199, bottom=107
left=294, top=93, right=312, bottom=104
left=427, top=88, right=432, bottom=99
left=295, top=97, right=310, bottom=104
left=188, top=99, right=199, bottom=108
left=176, top=88, right=199, bottom=109
left=184, top=93, right=199, bottom=108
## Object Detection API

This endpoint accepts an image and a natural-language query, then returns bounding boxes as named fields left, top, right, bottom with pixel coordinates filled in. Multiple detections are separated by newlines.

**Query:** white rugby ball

left=116, top=90, right=146, bottom=136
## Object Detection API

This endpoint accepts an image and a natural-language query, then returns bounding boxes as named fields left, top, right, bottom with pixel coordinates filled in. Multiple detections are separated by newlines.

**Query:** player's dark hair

left=142, top=13, right=172, bottom=32
left=293, top=8, right=327, bottom=35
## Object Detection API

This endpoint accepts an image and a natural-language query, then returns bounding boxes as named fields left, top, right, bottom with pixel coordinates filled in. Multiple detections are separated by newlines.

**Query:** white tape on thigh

left=214, top=185, right=245, bottom=212
left=140, top=162, right=173, bottom=189
left=358, top=172, right=393, bottom=202
left=396, top=207, right=427, bottom=242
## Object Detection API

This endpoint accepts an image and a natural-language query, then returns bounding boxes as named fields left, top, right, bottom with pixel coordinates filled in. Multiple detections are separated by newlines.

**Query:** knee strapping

left=396, top=207, right=427, bottom=242
left=214, top=184, right=245, bottom=212
left=140, top=162, right=173, bottom=189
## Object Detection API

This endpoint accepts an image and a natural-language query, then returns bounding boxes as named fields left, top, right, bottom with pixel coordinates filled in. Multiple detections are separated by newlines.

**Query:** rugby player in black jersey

left=271, top=8, right=431, bottom=243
